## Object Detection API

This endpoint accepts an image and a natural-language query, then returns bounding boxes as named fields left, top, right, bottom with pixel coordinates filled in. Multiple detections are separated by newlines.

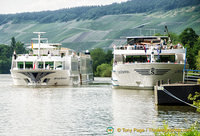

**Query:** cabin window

left=125, top=55, right=147, bottom=63
left=38, top=62, right=43, bottom=69
left=17, top=62, right=24, bottom=69
left=45, top=62, right=54, bottom=69
left=55, top=61, right=62, bottom=69
left=25, top=62, right=33, bottom=69
left=158, top=55, right=175, bottom=62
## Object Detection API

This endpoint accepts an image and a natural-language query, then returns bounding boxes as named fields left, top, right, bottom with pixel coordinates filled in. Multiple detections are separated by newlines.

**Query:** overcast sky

left=0, top=0, right=128, bottom=14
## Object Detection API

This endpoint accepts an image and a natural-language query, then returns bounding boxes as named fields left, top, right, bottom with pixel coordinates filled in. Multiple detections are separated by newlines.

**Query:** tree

left=188, top=92, right=200, bottom=112
left=179, top=28, right=199, bottom=47
left=0, top=44, right=12, bottom=74
left=15, top=41, right=26, bottom=54
left=169, top=32, right=180, bottom=44
left=0, top=38, right=26, bottom=74
left=90, top=48, right=113, bottom=77
left=90, top=48, right=106, bottom=74
left=96, top=63, right=112, bottom=77
left=105, top=50, right=113, bottom=64
left=196, top=51, right=200, bottom=70
left=11, top=37, right=16, bottom=52
left=179, top=28, right=199, bottom=69
left=195, top=38, right=200, bottom=70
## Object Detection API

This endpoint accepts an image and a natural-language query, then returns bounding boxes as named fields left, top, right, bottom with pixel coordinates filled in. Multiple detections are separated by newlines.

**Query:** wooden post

left=80, top=74, right=82, bottom=85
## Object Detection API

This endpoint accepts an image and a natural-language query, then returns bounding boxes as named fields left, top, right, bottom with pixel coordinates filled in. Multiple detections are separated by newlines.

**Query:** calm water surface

left=0, top=74, right=199, bottom=135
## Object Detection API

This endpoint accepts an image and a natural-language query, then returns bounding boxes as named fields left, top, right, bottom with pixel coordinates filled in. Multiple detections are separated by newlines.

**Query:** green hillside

left=0, top=5, right=199, bottom=51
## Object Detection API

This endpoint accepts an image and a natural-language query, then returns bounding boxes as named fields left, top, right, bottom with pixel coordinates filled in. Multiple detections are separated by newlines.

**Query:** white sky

left=0, top=0, right=128, bottom=14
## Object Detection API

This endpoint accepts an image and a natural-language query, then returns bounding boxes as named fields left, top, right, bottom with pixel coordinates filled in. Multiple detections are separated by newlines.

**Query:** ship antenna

left=33, top=32, right=46, bottom=57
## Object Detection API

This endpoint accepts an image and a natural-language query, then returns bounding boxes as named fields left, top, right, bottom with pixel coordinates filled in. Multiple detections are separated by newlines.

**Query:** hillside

left=0, top=0, right=199, bottom=51
left=0, top=0, right=199, bottom=24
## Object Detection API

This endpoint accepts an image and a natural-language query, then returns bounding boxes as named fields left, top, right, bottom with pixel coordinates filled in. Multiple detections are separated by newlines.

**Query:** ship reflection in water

left=0, top=75, right=199, bottom=135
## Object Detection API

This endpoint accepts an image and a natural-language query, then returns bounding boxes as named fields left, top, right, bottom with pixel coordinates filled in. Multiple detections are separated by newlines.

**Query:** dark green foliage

left=195, top=39, right=200, bottom=70
left=179, top=28, right=199, bottom=47
left=179, top=28, right=200, bottom=69
left=0, top=44, right=12, bottom=74
left=0, top=0, right=199, bottom=24
left=11, top=37, right=16, bottom=52
left=15, top=42, right=27, bottom=54
left=90, top=48, right=113, bottom=77
left=0, top=44, right=12, bottom=60
left=90, top=48, right=106, bottom=74
left=96, top=63, right=112, bottom=77
left=0, top=38, right=26, bottom=74
left=105, top=50, right=113, bottom=64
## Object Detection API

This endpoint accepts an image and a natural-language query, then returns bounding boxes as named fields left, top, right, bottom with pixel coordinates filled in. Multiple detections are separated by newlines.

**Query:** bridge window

left=38, top=62, right=43, bottom=69
left=126, top=55, right=147, bottom=63
left=55, top=61, right=62, bottom=70
left=45, top=62, right=54, bottom=69
left=158, top=55, right=175, bottom=62
left=17, top=62, right=24, bottom=69
left=25, top=62, right=33, bottom=69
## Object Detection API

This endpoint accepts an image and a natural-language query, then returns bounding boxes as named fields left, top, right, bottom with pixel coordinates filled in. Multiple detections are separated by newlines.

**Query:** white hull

left=11, top=69, right=93, bottom=86
left=112, top=63, right=184, bottom=89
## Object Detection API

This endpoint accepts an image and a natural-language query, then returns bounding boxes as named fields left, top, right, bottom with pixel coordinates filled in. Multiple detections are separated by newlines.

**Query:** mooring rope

left=162, top=88, right=199, bottom=109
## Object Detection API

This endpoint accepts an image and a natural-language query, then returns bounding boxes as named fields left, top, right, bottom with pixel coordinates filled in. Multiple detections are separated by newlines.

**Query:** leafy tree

left=0, top=38, right=26, bottom=74
left=11, top=37, right=16, bottom=52
left=0, top=59, right=11, bottom=74
left=169, top=32, right=180, bottom=44
left=196, top=51, right=200, bottom=70
left=90, top=48, right=106, bottom=74
left=195, top=38, right=200, bottom=69
left=96, top=63, right=112, bottom=77
left=179, top=28, right=199, bottom=69
left=105, top=50, right=113, bottom=64
left=90, top=48, right=113, bottom=77
left=188, top=92, right=200, bottom=112
left=15, top=41, right=26, bottom=54
left=0, top=44, right=12, bottom=74
left=0, top=44, right=12, bottom=60
left=179, top=28, right=199, bottom=47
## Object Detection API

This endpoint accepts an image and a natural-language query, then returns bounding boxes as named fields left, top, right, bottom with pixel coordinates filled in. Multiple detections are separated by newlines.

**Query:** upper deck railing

left=114, top=44, right=183, bottom=51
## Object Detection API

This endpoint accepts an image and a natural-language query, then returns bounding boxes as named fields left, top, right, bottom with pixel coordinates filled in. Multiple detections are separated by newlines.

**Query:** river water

left=0, top=74, right=199, bottom=135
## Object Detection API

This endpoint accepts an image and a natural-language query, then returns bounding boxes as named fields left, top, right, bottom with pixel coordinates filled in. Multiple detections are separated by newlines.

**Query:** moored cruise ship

left=10, top=32, right=93, bottom=86
left=112, top=36, right=187, bottom=89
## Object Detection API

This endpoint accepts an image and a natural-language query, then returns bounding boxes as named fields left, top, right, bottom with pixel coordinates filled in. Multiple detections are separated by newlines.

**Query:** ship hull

left=10, top=69, right=93, bottom=86
left=112, top=63, right=184, bottom=90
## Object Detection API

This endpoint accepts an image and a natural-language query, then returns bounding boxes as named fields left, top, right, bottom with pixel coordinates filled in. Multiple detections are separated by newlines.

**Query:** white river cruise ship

left=112, top=36, right=187, bottom=89
left=10, top=32, right=93, bottom=86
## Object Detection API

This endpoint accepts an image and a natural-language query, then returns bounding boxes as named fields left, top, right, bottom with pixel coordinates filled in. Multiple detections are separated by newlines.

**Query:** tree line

left=0, top=37, right=26, bottom=73
left=0, top=0, right=199, bottom=25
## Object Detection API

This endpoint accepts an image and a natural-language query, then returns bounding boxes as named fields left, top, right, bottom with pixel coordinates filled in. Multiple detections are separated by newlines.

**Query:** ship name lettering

left=118, top=70, right=130, bottom=74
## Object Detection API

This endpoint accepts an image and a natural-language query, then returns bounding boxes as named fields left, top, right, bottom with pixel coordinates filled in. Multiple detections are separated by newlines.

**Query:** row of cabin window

left=17, top=62, right=62, bottom=69
left=123, top=55, right=175, bottom=63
